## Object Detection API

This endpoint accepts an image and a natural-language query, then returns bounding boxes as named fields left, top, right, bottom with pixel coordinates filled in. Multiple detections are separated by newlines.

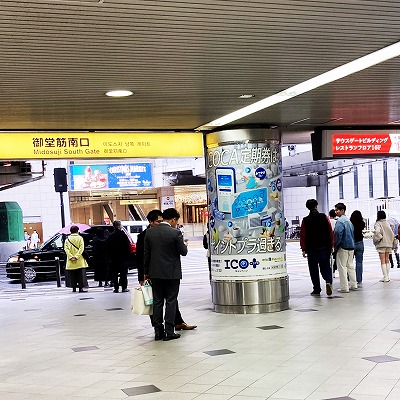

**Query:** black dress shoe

left=113, top=289, right=119, bottom=293
left=155, top=333, right=164, bottom=341
left=163, top=333, right=181, bottom=341
left=122, top=288, right=130, bottom=292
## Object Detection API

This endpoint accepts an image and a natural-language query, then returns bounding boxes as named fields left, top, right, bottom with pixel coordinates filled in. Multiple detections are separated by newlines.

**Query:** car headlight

left=7, top=256, right=19, bottom=263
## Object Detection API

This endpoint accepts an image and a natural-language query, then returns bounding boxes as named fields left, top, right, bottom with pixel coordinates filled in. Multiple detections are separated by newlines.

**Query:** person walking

left=334, top=202, right=356, bottom=293
left=64, top=225, right=88, bottom=293
left=300, top=199, right=334, bottom=296
left=144, top=208, right=188, bottom=341
left=107, top=220, right=131, bottom=293
left=92, top=227, right=110, bottom=287
left=350, top=210, right=365, bottom=286
left=373, top=210, right=395, bottom=282
left=137, top=209, right=197, bottom=332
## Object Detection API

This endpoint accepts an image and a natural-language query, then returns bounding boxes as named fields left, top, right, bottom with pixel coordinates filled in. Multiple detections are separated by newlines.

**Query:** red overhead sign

left=332, top=133, right=395, bottom=155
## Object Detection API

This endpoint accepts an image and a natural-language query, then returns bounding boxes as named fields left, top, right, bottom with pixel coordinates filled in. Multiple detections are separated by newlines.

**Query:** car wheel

left=24, top=267, right=37, bottom=283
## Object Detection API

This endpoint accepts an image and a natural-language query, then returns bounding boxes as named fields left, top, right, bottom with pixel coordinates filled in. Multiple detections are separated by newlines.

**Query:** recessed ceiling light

left=239, top=94, right=255, bottom=99
left=105, top=90, right=133, bottom=97
left=196, top=40, right=400, bottom=130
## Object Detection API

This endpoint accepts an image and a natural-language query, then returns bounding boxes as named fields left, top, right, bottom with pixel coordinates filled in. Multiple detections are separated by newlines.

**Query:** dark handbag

left=67, top=239, right=91, bottom=261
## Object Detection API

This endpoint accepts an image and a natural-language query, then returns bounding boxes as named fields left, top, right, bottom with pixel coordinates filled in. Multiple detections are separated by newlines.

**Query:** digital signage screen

left=311, top=128, right=400, bottom=160
left=69, top=162, right=153, bottom=191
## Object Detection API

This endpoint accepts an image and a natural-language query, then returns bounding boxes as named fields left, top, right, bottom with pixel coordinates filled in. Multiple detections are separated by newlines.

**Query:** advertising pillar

left=205, top=127, right=289, bottom=313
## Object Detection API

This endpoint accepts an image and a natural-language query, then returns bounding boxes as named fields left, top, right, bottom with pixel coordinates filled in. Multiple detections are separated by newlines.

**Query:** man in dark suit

left=144, top=208, right=188, bottom=341
left=137, top=209, right=196, bottom=331
left=107, top=220, right=131, bottom=293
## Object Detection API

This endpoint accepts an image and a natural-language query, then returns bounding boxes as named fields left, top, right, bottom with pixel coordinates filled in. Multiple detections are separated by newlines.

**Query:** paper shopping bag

left=142, top=281, right=153, bottom=306
left=131, top=287, right=153, bottom=315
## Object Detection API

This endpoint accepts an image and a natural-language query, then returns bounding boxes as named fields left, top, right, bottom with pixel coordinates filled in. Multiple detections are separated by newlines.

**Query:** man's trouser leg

left=120, top=264, right=128, bottom=291
left=337, top=248, right=349, bottom=291
left=112, top=267, right=119, bottom=291
left=174, top=301, right=184, bottom=325
left=318, top=248, right=333, bottom=285
left=151, top=278, right=165, bottom=336
left=307, top=251, right=321, bottom=293
left=346, top=249, right=356, bottom=287
left=164, top=279, right=180, bottom=335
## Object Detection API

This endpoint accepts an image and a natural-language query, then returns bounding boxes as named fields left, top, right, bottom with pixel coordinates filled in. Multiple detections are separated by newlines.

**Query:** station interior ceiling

left=1, top=1, right=400, bottom=187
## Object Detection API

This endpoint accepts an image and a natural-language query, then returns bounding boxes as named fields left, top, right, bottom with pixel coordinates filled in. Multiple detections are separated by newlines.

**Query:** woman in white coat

left=373, top=210, right=395, bottom=282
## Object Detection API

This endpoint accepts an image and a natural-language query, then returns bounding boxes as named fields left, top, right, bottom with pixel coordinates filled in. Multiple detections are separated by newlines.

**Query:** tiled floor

left=1, top=241, right=400, bottom=399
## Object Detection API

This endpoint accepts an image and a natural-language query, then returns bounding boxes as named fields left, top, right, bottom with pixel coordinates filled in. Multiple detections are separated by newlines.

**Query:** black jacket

left=107, top=229, right=130, bottom=261
left=135, top=227, right=149, bottom=282
left=300, top=209, right=333, bottom=252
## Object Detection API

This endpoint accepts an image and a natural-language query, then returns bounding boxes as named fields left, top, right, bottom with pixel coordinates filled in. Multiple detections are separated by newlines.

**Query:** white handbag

left=131, top=287, right=153, bottom=315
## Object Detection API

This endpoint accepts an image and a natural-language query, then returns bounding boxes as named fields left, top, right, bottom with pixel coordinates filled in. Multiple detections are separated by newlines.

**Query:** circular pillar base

left=211, top=276, right=289, bottom=314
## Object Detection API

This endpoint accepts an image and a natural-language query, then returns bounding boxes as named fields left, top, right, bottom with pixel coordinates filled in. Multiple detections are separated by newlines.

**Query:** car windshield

left=39, top=232, right=65, bottom=250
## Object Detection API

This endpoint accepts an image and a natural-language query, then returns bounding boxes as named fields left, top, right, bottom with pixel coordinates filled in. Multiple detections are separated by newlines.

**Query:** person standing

left=334, top=202, right=356, bottom=292
left=300, top=199, right=334, bottom=296
left=107, top=220, right=131, bottom=293
left=137, top=209, right=196, bottom=331
left=203, top=228, right=211, bottom=281
left=350, top=210, right=365, bottom=286
left=92, top=227, right=110, bottom=287
left=389, top=221, right=400, bottom=268
left=144, top=208, right=188, bottom=341
left=373, top=210, right=395, bottom=282
left=328, top=209, right=338, bottom=277
left=24, top=231, right=30, bottom=250
left=64, top=225, right=88, bottom=293
left=30, top=230, right=40, bottom=249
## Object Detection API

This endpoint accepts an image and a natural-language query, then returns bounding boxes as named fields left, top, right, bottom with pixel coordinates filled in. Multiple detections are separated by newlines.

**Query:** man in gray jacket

left=144, top=208, right=188, bottom=341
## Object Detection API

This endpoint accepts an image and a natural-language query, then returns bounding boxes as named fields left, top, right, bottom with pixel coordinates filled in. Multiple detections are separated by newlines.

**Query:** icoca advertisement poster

left=206, top=142, right=287, bottom=280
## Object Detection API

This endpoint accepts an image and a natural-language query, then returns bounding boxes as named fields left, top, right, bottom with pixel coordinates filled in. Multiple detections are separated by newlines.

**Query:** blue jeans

left=307, top=248, right=332, bottom=293
left=354, top=240, right=364, bottom=283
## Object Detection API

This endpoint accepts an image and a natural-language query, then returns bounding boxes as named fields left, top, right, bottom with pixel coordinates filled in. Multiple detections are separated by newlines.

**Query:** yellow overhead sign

left=1, top=132, right=204, bottom=159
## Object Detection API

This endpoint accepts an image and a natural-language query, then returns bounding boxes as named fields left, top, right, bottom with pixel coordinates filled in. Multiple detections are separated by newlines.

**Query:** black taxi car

left=6, top=225, right=136, bottom=282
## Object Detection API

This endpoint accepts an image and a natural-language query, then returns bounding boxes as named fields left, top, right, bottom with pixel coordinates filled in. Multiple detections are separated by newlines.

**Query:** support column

left=90, top=203, right=104, bottom=225
left=316, top=175, right=329, bottom=214
left=205, top=127, right=289, bottom=314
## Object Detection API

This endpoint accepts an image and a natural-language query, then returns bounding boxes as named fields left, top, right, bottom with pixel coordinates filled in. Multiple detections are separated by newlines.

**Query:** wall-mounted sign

left=312, top=127, right=400, bottom=160
left=0, top=132, right=204, bottom=159
left=161, top=196, right=175, bottom=210
left=69, top=163, right=152, bottom=191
